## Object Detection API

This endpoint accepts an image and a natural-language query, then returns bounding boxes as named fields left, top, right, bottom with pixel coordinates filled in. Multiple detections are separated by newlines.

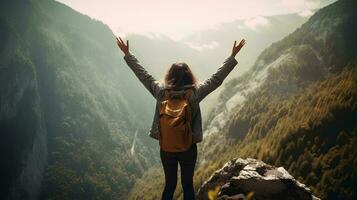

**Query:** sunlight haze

left=56, top=0, right=336, bottom=40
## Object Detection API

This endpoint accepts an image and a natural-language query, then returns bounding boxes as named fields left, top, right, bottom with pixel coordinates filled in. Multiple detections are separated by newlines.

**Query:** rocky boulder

left=197, top=158, right=320, bottom=200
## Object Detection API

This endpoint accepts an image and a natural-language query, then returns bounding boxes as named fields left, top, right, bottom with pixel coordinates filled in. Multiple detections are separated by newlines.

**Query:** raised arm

left=115, top=36, right=162, bottom=99
left=195, top=39, right=246, bottom=102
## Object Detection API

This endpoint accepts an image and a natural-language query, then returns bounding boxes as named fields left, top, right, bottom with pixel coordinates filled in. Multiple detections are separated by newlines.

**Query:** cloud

left=244, top=16, right=270, bottom=30
left=281, top=0, right=320, bottom=18
left=184, top=41, right=219, bottom=51
left=113, top=28, right=127, bottom=38
left=305, top=0, right=321, bottom=9
left=114, top=28, right=169, bottom=40
left=298, top=9, right=314, bottom=17
left=281, top=0, right=320, bottom=11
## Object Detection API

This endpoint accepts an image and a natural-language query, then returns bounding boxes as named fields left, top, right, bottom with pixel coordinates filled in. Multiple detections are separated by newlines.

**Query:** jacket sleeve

left=195, top=55, right=238, bottom=102
left=123, top=52, right=162, bottom=99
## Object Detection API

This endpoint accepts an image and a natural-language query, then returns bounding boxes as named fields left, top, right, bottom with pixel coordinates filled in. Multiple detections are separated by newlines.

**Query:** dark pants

left=160, top=143, right=197, bottom=200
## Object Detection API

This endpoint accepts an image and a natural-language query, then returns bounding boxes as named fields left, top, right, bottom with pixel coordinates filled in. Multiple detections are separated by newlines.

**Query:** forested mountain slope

left=0, top=0, right=157, bottom=199
left=199, top=0, right=357, bottom=199
left=129, top=0, right=357, bottom=199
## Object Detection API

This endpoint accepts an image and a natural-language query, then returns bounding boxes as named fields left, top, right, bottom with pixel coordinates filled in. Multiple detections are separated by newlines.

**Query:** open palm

left=231, top=39, right=246, bottom=57
left=115, top=36, right=129, bottom=55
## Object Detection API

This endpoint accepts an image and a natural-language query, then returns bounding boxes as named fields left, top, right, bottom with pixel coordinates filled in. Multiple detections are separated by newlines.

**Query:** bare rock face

left=197, top=158, right=320, bottom=200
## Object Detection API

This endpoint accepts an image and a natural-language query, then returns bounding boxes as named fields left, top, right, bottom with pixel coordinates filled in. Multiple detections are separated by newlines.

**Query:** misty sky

left=56, top=0, right=336, bottom=40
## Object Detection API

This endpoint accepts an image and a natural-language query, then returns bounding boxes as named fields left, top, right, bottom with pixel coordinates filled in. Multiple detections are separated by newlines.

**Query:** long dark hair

left=164, top=62, right=197, bottom=89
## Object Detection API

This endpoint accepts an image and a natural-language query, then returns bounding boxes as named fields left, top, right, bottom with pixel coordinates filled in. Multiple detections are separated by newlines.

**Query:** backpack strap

left=184, top=88, right=194, bottom=100
left=166, top=84, right=195, bottom=90
left=164, top=86, right=195, bottom=100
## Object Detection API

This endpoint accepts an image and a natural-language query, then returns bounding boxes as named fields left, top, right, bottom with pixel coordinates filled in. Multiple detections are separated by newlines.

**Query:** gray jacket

left=123, top=52, right=238, bottom=143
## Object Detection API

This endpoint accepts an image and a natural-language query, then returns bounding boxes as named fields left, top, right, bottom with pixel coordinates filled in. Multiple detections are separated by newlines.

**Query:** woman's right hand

left=115, top=35, right=130, bottom=55
left=231, top=39, right=246, bottom=58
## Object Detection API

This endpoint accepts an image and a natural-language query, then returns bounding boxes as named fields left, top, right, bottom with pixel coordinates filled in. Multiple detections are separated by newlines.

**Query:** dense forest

left=0, top=0, right=158, bottom=199
left=129, top=0, right=357, bottom=199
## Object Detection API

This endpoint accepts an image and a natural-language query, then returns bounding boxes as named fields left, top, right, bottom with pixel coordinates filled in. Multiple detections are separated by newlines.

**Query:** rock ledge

left=197, top=158, right=320, bottom=200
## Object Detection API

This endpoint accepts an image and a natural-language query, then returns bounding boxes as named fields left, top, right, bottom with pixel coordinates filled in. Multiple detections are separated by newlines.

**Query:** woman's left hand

left=115, top=36, right=129, bottom=55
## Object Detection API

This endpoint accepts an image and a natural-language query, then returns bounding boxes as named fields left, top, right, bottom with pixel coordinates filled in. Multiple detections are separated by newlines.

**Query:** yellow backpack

left=159, top=87, right=194, bottom=152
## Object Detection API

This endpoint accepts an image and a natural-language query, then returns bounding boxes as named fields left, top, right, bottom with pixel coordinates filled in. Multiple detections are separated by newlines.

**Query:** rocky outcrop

left=197, top=158, right=320, bottom=200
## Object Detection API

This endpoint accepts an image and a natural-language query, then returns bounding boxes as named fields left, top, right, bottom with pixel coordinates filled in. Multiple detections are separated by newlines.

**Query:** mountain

left=179, top=13, right=309, bottom=119
left=0, top=0, right=158, bottom=199
left=181, top=13, right=308, bottom=75
left=200, top=0, right=357, bottom=160
left=129, top=0, right=357, bottom=199
left=198, top=0, right=357, bottom=199
left=201, top=0, right=357, bottom=155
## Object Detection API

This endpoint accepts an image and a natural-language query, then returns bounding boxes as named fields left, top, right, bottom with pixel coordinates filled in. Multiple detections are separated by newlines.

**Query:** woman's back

left=122, top=52, right=239, bottom=143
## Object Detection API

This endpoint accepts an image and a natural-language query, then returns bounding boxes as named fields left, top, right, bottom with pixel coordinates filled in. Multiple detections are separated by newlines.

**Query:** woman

left=115, top=36, right=245, bottom=200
